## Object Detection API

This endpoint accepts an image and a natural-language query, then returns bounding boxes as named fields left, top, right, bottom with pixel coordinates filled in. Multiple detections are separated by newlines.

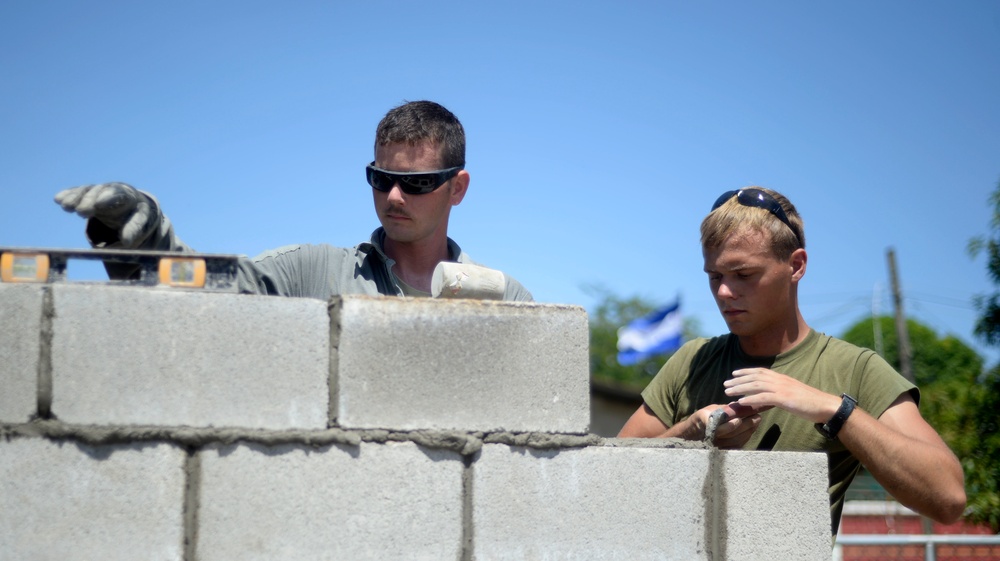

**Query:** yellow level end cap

left=0, top=252, right=50, bottom=283
left=158, top=257, right=207, bottom=288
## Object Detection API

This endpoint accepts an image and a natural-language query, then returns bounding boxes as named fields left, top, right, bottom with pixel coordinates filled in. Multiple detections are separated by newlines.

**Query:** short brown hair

left=374, top=100, right=465, bottom=168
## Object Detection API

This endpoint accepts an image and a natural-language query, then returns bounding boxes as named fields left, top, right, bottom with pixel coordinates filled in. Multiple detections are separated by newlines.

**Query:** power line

left=905, top=291, right=978, bottom=311
left=805, top=296, right=871, bottom=326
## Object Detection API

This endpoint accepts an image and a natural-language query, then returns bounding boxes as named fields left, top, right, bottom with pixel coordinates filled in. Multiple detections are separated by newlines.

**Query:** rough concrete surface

left=0, top=437, right=186, bottom=561
left=472, top=444, right=713, bottom=560
left=196, top=440, right=464, bottom=561
left=719, top=450, right=830, bottom=560
left=0, top=286, right=838, bottom=560
left=331, top=296, right=591, bottom=433
left=2, top=420, right=601, bottom=456
left=49, top=285, right=329, bottom=429
left=0, top=284, right=45, bottom=422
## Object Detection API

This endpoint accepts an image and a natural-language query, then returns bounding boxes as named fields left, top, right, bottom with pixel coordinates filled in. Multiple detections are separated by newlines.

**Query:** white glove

left=54, top=182, right=154, bottom=247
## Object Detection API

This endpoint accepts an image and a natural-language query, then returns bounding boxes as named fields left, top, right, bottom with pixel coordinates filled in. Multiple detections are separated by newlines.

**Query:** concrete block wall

left=1, top=283, right=832, bottom=560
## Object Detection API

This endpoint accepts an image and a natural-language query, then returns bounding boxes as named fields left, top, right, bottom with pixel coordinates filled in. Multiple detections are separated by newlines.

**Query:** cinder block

left=0, top=284, right=43, bottom=422
left=197, top=441, right=464, bottom=560
left=50, top=285, right=329, bottom=429
left=0, top=437, right=186, bottom=561
left=719, top=450, right=830, bottom=559
left=473, top=443, right=712, bottom=560
left=331, top=296, right=590, bottom=432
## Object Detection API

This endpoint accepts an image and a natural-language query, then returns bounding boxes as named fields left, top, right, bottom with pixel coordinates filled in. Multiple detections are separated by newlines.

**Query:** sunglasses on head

left=365, top=162, right=463, bottom=195
left=711, top=188, right=802, bottom=247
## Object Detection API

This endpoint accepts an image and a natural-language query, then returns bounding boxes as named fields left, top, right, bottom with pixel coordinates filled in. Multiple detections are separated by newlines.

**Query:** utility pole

left=887, top=247, right=914, bottom=382
left=872, top=282, right=884, bottom=357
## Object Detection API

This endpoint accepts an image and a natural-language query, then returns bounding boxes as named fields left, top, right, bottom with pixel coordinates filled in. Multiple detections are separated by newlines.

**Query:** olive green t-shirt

left=641, top=329, right=917, bottom=534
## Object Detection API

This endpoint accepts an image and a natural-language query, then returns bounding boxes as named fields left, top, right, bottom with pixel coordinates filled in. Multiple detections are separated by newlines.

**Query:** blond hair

left=700, top=187, right=805, bottom=260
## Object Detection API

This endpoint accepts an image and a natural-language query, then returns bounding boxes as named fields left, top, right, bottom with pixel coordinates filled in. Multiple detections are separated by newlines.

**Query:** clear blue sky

left=3, top=2, right=999, bottom=365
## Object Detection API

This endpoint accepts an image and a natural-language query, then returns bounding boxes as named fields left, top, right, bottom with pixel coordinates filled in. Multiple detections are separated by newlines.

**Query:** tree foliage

left=962, top=177, right=1000, bottom=531
left=968, top=180, right=1000, bottom=345
left=960, top=367, right=1000, bottom=532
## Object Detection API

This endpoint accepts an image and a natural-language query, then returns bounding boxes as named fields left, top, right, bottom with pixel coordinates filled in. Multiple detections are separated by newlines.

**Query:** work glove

left=54, top=182, right=155, bottom=248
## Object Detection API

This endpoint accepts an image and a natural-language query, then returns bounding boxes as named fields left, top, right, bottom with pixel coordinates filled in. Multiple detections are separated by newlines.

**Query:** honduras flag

left=616, top=299, right=683, bottom=365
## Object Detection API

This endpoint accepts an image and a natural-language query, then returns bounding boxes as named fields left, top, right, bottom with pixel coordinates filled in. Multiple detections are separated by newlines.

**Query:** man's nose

left=386, top=183, right=406, bottom=204
left=715, top=281, right=736, bottom=299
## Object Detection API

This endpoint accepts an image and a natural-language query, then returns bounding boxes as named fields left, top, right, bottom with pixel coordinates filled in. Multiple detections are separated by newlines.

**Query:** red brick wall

left=840, top=515, right=999, bottom=561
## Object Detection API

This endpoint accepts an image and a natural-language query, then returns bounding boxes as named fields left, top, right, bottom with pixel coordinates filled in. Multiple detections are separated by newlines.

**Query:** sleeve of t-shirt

left=640, top=341, right=700, bottom=427
left=852, top=349, right=919, bottom=419
left=238, top=244, right=346, bottom=299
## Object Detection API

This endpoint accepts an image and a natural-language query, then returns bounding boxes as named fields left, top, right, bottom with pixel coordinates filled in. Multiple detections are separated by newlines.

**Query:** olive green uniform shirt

left=641, top=329, right=917, bottom=534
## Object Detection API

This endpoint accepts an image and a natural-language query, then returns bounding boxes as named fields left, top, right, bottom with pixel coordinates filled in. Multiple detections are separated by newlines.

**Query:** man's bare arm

left=838, top=394, right=966, bottom=523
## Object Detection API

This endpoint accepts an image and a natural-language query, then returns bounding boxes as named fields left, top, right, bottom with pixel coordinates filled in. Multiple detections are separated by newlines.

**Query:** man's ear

left=790, top=248, right=807, bottom=282
left=449, top=170, right=470, bottom=206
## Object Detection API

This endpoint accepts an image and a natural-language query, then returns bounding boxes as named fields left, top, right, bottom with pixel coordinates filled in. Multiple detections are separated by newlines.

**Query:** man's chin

left=723, top=320, right=751, bottom=336
left=380, top=224, right=417, bottom=244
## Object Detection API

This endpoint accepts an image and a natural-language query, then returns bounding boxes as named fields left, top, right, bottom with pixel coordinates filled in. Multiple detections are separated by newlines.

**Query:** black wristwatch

left=815, top=393, right=857, bottom=440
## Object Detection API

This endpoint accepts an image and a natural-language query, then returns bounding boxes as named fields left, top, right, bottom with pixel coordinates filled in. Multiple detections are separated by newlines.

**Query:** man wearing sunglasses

left=618, top=187, right=965, bottom=535
left=53, top=100, right=532, bottom=301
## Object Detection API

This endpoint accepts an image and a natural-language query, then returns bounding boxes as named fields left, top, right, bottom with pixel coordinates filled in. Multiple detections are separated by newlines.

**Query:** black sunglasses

left=365, top=162, right=463, bottom=195
left=711, top=188, right=802, bottom=246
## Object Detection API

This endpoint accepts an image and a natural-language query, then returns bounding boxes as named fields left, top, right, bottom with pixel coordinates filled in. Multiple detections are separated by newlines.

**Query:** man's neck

left=383, top=236, right=451, bottom=293
left=737, top=314, right=811, bottom=357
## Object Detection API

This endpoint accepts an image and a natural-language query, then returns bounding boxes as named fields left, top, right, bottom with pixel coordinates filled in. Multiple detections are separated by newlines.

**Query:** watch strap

left=815, top=393, right=857, bottom=440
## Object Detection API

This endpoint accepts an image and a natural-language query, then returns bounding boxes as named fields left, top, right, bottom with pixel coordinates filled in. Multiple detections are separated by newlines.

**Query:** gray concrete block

left=473, top=443, right=712, bottom=560
left=332, top=296, right=590, bottom=432
left=0, top=437, right=186, bottom=561
left=197, top=440, right=464, bottom=560
left=50, top=285, right=329, bottom=429
left=719, top=450, right=830, bottom=560
left=0, top=284, right=43, bottom=422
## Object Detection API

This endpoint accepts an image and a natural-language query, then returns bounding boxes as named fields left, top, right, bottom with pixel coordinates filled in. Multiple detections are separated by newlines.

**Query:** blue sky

left=3, top=2, right=999, bottom=365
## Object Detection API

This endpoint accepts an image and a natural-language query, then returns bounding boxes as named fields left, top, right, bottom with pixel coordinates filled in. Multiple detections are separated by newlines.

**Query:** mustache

left=384, top=205, right=411, bottom=219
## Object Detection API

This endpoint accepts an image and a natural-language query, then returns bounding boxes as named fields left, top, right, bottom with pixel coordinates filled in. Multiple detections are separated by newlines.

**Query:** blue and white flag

left=616, top=299, right=683, bottom=365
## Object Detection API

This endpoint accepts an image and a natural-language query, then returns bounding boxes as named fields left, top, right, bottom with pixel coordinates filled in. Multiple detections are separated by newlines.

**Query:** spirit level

left=0, top=248, right=239, bottom=292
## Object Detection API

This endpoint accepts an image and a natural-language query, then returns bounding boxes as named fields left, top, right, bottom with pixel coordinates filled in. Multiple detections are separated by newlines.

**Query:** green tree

left=968, top=179, right=1000, bottom=346
left=965, top=178, right=1000, bottom=531
left=961, top=367, right=1000, bottom=532
left=585, top=284, right=700, bottom=391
